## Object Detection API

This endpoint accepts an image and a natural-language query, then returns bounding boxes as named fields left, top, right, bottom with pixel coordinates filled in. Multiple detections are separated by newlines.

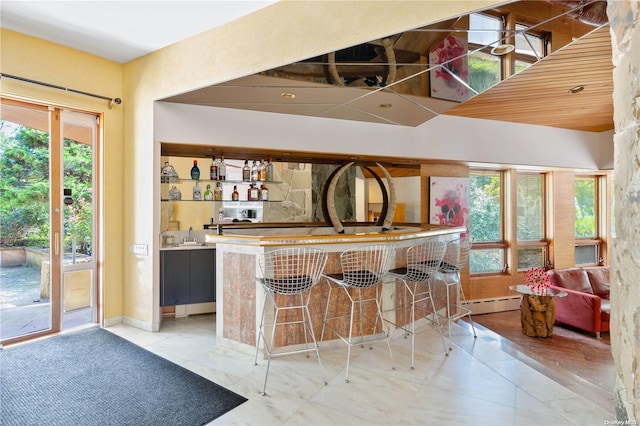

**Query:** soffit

left=162, top=1, right=612, bottom=132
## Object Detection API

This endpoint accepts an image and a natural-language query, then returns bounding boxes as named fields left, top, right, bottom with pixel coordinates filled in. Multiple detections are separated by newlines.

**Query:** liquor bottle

left=250, top=160, right=259, bottom=181
left=231, top=185, right=239, bottom=201
left=204, top=184, right=213, bottom=201
left=218, top=156, right=227, bottom=181
left=191, top=160, right=200, bottom=180
left=242, top=160, right=251, bottom=181
left=214, top=182, right=223, bottom=201
left=209, top=156, right=218, bottom=180
left=248, top=183, right=259, bottom=201
left=193, top=181, right=202, bottom=200
left=258, top=159, right=267, bottom=181
left=260, top=183, right=269, bottom=201
left=266, top=157, right=274, bottom=182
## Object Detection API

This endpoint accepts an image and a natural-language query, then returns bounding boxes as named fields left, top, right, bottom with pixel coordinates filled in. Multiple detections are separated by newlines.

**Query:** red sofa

left=547, top=266, right=610, bottom=338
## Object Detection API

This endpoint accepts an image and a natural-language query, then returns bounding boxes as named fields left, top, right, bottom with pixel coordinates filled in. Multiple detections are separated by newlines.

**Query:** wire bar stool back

left=404, top=240, right=448, bottom=282
left=439, top=236, right=473, bottom=275
left=259, top=247, right=327, bottom=294
left=254, top=247, right=328, bottom=396
left=338, top=245, right=395, bottom=289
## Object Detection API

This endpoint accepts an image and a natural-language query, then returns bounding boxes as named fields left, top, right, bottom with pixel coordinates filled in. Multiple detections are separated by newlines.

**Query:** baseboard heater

left=462, top=295, right=522, bottom=315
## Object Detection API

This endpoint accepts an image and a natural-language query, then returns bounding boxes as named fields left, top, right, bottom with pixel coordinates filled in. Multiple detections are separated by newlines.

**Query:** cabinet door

left=160, top=251, right=190, bottom=306
left=189, top=249, right=216, bottom=304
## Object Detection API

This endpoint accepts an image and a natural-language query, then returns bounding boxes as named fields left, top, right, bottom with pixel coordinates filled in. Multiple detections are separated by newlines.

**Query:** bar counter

left=206, top=224, right=465, bottom=354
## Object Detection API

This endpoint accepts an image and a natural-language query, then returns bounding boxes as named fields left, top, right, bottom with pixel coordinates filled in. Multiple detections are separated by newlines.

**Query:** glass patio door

left=60, top=110, right=97, bottom=330
left=0, top=101, right=98, bottom=343
left=0, top=101, right=53, bottom=341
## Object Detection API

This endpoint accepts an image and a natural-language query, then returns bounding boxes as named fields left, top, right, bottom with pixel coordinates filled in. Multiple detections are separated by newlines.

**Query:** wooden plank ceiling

left=444, top=25, right=613, bottom=132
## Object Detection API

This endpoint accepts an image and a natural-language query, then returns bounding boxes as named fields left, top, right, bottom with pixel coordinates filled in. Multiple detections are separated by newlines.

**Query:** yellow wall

left=0, top=29, right=124, bottom=322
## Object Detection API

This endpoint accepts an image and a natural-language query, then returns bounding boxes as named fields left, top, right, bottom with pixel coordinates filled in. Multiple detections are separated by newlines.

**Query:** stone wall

left=608, top=0, right=640, bottom=422
left=263, top=162, right=312, bottom=222
left=311, top=164, right=356, bottom=222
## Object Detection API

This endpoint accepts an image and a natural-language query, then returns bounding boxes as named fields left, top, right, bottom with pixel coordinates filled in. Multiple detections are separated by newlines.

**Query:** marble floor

left=107, top=315, right=615, bottom=426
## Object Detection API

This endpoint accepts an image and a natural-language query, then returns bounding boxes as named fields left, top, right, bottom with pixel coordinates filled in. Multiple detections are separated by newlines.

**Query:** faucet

left=188, top=226, right=193, bottom=242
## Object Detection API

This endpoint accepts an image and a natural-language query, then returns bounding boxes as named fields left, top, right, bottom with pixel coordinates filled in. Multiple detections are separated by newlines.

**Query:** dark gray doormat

left=0, top=327, right=247, bottom=425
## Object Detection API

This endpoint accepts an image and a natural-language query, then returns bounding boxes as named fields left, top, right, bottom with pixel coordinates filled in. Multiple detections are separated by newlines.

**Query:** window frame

left=574, top=174, right=607, bottom=266
left=515, top=171, right=549, bottom=271
left=468, top=168, right=508, bottom=275
left=467, top=11, right=552, bottom=85
left=468, top=12, right=508, bottom=82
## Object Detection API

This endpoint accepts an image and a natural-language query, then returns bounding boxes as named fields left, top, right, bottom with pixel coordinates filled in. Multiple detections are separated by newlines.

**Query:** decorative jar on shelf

left=161, top=161, right=178, bottom=183
left=168, top=185, right=182, bottom=200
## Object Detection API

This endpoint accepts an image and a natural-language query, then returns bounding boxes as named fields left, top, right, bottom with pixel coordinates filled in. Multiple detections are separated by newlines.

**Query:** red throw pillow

left=552, top=268, right=594, bottom=294
left=587, top=267, right=610, bottom=299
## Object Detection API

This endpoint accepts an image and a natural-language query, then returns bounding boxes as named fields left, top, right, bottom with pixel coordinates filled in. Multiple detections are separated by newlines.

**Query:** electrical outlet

left=131, top=243, right=148, bottom=256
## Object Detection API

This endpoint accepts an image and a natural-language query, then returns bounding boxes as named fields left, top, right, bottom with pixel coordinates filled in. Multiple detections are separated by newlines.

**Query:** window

left=575, top=176, right=597, bottom=238
left=514, top=24, right=547, bottom=72
left=467, top=14, right=550, bottom=93
left=575, top=175, right=601, bottom=265
left=468, top=13, right=503, bottom=94
left=575, top=244, right=600, bottom=265
left=469, top=170, right=505, bottom=273
left=517, top=173, right=547, bottom=270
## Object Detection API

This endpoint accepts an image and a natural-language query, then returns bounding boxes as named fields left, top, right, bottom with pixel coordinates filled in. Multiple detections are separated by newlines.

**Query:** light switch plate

left=131, top=243, right=148, bottom=256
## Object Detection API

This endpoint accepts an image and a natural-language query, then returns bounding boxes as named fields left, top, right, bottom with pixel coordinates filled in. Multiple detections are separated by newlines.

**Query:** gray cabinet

left=161, top=249, right=216, bottom=306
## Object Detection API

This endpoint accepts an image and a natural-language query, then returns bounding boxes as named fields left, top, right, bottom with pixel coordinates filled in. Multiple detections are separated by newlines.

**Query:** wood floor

left=468, top=309, right=615, bottom=414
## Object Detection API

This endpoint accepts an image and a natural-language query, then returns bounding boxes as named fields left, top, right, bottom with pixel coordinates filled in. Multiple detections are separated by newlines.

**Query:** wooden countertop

left=205, top=224, right=465, bottom=246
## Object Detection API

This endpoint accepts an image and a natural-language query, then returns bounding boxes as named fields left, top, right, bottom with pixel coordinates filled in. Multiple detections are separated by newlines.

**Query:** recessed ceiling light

left=378, top=103, right=392, bottom=108
left=281, top=92, right=296, bottom=99
left=490, top=44, right=515, bottom=56
left=568, top=85, right=586, bottom=94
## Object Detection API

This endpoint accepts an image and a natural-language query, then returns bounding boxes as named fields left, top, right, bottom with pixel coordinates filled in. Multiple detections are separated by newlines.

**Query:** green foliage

left=575, top=178, right=596, bottom=238
left=468, top=55, right=500, bottom=94
left=517, top=175, right=543, bottom=240
left=0, top=121, right=93, bottom=252
left=469, top=174, right=501, bottom=242
left=0, top=125, right=50, bottom=246
left=470, top=249, right=503, bottom=273
left=469, top=174, right=502, bottom=273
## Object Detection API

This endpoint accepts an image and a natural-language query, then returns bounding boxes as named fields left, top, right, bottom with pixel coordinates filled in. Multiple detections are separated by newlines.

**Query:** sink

left=174, top=242, right=206, bottom=247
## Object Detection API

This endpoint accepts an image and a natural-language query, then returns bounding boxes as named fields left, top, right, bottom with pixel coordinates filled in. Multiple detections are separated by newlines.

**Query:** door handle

left=54, top=232, right=59, bottom=256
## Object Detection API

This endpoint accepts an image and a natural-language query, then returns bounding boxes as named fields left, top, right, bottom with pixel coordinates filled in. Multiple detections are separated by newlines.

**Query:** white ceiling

left=0, top=0, right=277, bottom=63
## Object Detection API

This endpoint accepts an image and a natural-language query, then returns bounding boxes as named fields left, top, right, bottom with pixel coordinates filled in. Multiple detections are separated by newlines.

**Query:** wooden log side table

left=509, top=285, right=568, bottom=337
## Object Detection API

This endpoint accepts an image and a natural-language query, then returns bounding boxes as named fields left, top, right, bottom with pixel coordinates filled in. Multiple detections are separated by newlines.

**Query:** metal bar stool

left=437, top=236, right=477, bottom=350
left=386, top=239, right=449, bottom=369
left=321, top=244, right=396, bottom=383
left=253, top=247, right=328, bottom=396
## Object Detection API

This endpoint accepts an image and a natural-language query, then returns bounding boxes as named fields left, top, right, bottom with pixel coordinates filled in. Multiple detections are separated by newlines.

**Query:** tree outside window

left=0, top=121, right=93, bottom=253
left=517, top=173, right=546, bottom=269
left=469, top=171, right=504, bottom=273
left=575, top=176, right=596, bottom=238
